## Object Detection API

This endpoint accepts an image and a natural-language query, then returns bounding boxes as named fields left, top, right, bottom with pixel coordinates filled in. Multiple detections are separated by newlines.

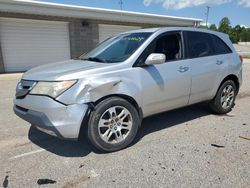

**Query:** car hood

left=22, top=60, right=117, bottom=81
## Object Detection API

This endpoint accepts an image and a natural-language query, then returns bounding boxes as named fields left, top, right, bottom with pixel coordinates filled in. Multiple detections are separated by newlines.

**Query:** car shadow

left=133, top=104, right=211, bottom=144
left=28, top=103, right=211, bottom=157
left=28, top=127, right=97, bottom=157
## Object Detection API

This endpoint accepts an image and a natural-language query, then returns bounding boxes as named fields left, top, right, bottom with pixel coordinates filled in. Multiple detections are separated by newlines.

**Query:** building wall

left=69, top=21, right=99, bottom=59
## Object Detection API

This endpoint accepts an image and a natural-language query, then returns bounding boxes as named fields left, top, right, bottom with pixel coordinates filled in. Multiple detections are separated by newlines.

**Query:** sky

left=35, top=0, right=250, bottom=27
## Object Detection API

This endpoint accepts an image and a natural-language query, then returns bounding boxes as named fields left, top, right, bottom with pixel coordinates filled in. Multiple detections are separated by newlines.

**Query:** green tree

left=229, top=29, right=238, bottom=43
left=234, top=25, right=243, bottom=33
left=198, top=17, right=250, bottom=43
left=218, top=17, right=231, bottom=34
left=240, top=29, right=250, bottom=42
left=234, top=25, right=242, bottom=42
left=209, top=24, right=217, bottom=31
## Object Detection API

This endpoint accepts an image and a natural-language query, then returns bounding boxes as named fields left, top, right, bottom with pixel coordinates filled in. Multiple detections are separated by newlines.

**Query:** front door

left=138, top=32, right=191, bottom=117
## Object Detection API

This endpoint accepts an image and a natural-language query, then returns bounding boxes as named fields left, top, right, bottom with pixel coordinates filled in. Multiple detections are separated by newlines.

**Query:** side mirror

left=145, top=53, right=166, bottom=65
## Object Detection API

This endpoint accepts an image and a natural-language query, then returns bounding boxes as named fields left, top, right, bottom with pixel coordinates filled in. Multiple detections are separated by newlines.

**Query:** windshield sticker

left=124, top=37, right=145, bottom=42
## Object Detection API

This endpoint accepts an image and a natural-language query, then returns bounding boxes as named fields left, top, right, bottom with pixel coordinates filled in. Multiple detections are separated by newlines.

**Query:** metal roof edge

left=0, top=0, right=202, bottom=24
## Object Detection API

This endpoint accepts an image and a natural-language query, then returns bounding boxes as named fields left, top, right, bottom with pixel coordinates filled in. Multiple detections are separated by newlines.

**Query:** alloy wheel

left=98, top=106, right=133, bottom=144
left=220, top=85, right=235, bottom=109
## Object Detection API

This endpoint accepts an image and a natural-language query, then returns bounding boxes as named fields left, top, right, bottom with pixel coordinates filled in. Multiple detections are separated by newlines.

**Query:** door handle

left=216, top=60, right=223, bottom=65
left=178, top=66, right=189, bottom=73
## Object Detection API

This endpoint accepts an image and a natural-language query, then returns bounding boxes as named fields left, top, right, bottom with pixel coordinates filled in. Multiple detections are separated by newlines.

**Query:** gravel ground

left=0, top=61, right=249, bottom=188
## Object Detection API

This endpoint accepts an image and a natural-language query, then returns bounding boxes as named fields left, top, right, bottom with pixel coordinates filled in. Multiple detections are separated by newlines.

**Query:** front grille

left=16, top=80, right=36, bottom=99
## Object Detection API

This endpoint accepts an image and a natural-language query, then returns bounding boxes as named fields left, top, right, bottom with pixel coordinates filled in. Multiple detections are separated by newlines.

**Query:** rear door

left=184, top=31, right=230, bottom=104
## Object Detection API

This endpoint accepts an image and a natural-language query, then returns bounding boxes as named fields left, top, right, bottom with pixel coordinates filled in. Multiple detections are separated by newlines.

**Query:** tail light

left=239, top=55, right=243, bottom=63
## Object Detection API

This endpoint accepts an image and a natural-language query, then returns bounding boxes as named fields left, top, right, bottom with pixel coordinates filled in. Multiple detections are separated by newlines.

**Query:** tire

left=209, top=80, right=237, bottom=114
left=87, top=97, right=140, bottom=152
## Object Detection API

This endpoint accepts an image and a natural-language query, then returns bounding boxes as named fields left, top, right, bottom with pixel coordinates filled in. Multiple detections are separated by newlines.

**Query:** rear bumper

left=13, top=95, right=88, bottom=139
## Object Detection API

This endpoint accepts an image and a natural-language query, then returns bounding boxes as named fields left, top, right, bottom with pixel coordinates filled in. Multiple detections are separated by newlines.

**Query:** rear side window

left=185, top=31, right=214, bottom=58
left=212, top=35, right=232, bottom=55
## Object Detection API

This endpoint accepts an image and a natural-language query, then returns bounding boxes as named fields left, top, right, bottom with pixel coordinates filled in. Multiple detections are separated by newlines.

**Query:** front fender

left=56, top=76, right=142, bottom=108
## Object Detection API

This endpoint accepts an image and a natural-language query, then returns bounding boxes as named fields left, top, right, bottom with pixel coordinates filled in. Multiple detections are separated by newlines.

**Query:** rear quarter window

left=211, top=35, right=232, bottom=55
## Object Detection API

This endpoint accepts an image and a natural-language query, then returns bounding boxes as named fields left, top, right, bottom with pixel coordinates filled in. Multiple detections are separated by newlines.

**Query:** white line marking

left=10, top=149, right=45, bottom=159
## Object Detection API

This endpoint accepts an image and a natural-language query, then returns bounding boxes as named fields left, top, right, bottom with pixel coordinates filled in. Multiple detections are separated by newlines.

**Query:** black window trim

left=133, top=30, right=186, bottom=67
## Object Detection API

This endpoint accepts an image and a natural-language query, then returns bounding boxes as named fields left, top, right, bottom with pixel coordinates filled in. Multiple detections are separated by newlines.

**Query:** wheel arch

left=209, top=74, right=239, bottom=114
left=92, top=94, right=143, bottom=121
left=78, top=94, right=143, bottom=138
left=79, top=93, right=143, bottom=138
left=219, top=74, right=240, bottom=94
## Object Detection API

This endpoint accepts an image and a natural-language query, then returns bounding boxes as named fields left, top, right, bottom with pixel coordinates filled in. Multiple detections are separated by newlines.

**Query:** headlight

left=30, top=80, right=77, bottom=98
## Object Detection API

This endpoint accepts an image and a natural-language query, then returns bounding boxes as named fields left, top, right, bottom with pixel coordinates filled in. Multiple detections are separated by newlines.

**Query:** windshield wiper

left=80, top=57, right=107, bottom=63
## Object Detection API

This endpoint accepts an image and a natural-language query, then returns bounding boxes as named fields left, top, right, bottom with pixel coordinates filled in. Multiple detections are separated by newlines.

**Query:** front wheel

left=209, top=80, right=237, bottom=114
left=87, top=97, right=140, bottom=152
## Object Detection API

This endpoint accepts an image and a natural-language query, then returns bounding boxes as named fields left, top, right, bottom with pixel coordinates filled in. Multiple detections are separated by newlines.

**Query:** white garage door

left=99, top=24, right=141, bottom=42
left=0, top=18, right=70, bottom=72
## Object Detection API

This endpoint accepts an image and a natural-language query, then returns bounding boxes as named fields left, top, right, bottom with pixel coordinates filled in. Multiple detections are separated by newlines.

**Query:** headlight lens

left=30, top=80, right=77, bottom=98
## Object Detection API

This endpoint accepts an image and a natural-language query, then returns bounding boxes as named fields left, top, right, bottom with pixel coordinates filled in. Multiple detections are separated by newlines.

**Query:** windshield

left=79, top=32, right=152, bottom=63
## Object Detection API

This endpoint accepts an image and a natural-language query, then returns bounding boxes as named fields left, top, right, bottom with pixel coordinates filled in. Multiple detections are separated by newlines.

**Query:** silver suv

left=14, top=27, right=242, bottom=152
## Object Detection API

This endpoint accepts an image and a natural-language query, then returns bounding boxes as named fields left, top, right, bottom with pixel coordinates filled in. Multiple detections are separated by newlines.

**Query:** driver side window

left=136, top=33, right=182, bottom=66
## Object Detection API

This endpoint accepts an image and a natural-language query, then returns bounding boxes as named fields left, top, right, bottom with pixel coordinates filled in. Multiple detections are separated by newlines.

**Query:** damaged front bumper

left=13, top=95, right=88, bottom=139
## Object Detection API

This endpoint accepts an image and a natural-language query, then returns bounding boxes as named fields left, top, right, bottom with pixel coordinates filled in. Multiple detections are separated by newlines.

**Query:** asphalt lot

left=0, top=60, right=250, bottom=188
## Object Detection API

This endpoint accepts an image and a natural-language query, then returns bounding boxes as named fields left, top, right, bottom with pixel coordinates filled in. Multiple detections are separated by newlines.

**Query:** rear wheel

left=87, top=97, right=140, bottom=152
left=209, top=80, right=237, bottom=114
